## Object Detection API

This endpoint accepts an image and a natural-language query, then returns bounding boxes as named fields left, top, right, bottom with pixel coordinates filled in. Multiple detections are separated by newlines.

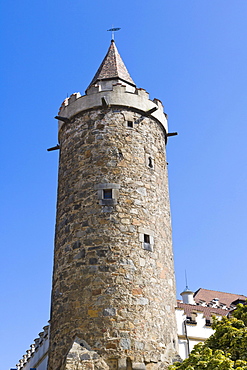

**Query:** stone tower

left=48, top=40, right=178, bottom=370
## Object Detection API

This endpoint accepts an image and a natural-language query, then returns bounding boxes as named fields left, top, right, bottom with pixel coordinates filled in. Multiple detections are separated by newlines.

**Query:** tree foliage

left=170, top=303, right=247, bottom=370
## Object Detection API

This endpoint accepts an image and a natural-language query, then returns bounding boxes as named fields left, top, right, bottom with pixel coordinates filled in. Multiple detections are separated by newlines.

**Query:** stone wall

left=48, top=106, right=178, bottom=370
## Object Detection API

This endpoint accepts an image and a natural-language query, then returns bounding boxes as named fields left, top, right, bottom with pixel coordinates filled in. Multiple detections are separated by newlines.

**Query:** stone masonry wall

left=48, top=107, right=178, bottom=370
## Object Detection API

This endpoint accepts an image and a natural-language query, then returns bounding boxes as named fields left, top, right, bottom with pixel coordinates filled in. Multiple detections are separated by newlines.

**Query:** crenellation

left=152, top=98, right=163, bottom=110
left=86, top=84, right=100, bottom=95
left=57, top=84, right=168, bottom=137
left=58, top=97, right=69, bottom=114
left=68, top=92, right=81, bottom=103
left=135, top=88, right=149, bottom=99
left=39, top=331, right=45, bottom=342
left=43, top=324, right=49, bottom=337
left=34, top=337, right=40, bottom=349
left=31, top=343, right=36, bottom=353
left=63, top=97, right=69, bottom=107
left=112, top=83, right=128, bottom=93
left=19, top=359, right=24, bottom=367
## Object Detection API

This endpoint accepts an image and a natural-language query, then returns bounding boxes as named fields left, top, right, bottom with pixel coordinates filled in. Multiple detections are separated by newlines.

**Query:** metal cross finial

left=107, top=27, right=121, bottom=41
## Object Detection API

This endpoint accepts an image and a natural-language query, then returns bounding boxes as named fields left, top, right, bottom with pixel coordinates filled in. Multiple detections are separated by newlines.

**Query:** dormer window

left=209, top=298, right=220, bottom=308
left=220, top=303, right=227, bottom=310
left=186, top=313, right=197, bottom=325
left=198, top=300, right=207, bottom=307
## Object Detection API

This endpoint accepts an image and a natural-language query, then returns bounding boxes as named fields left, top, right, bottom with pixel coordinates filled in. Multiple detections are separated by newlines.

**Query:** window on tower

left=148, top=156, right=153, bottom=168
left=143, top=234, right=152, bottom=251
left=103, top=189, right=112, bottom=199
left=94, top=183, right=120, bottom=206
left=138, top=228, right=154, bottom=252
left=144, top=234, right=150, bottom=244
left=145, top=154, right=155, bottom=170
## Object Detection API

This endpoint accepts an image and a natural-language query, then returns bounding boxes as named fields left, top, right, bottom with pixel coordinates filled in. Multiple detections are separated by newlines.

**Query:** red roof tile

left=177, top=301, right=229, bottom=319
left=194, top=288, right=247, bottom=309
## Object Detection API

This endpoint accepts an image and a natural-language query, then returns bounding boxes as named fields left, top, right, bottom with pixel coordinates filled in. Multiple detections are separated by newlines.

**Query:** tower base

left=62, top=337, right=179, bottom=370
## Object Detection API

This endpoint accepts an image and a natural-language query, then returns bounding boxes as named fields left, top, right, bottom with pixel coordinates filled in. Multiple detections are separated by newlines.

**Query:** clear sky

left=1, top=1, right=247, bottom=368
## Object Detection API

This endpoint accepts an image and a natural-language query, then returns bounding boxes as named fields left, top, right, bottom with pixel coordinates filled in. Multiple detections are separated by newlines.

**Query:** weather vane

left=107, top=27, right=121, bottom=41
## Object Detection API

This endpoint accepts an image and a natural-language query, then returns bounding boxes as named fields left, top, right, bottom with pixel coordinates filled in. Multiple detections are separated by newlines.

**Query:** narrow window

left=143, top=234, right=152, bottom=251
left=103, top=189, right=112, bottom=199
left=139, top=228, right=154, bottom=251
left=146, top=154, right=154, bottom=169
left=144, top=234, right=150, bottom=244
left=127, top=121, right=133, bottom=128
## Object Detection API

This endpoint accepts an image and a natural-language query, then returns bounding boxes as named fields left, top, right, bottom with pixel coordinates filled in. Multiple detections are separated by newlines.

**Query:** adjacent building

left=176, top=287, right=247, bottom=360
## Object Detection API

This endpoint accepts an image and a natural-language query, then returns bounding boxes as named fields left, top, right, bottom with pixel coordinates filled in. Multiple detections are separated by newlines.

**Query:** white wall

left=176, top=308, right=217, bottom=360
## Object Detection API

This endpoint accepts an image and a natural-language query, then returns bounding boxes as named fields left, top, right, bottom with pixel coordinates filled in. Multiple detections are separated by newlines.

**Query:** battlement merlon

left=57, top=83, right=168, bottom=138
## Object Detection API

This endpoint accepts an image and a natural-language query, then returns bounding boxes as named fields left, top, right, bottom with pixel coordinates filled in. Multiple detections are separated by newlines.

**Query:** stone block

left=103, top=307, right=116, bottom=316
left=80, top=353, right=91, bottom=361
left=136, top=297, right=149, bottom=305
left=132, top=363, right=146, bottom=370
left=145, top=363, right=159, bottom=370
left=119, top=338, right=131, bottom=350
left=88, top=310, right=99, bottom=318
left=118, top=358, right=127, bottom=370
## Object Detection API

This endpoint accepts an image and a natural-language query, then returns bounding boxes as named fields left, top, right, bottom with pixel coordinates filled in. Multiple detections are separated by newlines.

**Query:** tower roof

left=87, top=40, right=136, bottom=91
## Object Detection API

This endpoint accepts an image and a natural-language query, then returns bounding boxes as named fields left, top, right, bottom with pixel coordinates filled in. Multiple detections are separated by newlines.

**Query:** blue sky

left=1, top=1, right=247, bottom=368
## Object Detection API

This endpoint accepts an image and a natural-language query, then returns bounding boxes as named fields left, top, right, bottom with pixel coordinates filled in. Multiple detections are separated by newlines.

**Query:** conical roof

left=87, top=40, right=136, bottom=90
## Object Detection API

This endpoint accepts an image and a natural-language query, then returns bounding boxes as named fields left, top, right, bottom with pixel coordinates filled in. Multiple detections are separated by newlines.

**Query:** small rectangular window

left=103, top=189, right=112, bottom=199
left=139, top=228, right=154, bottom=251
left=143, top=234, right=152, bottom=251
left=127, top=121, right=133, bottom=128
left=144, top=234, right=150, bottom=244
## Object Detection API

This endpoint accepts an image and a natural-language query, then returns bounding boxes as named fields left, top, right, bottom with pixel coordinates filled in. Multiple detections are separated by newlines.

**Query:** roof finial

left=185, top=269, right=189, bottom=290
left=107, top=27, right=121, bottom=41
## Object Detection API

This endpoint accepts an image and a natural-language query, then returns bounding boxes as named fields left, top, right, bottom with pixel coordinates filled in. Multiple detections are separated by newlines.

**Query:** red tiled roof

left=87, top=40, right=135, bottom=90
left=177, top=301, right=229, bottom=319
left=194, top=288, right=247, bottom=309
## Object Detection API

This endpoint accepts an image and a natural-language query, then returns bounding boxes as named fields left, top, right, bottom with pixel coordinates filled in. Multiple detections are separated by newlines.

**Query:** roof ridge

left=195, top=288, right=247, bottom=297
